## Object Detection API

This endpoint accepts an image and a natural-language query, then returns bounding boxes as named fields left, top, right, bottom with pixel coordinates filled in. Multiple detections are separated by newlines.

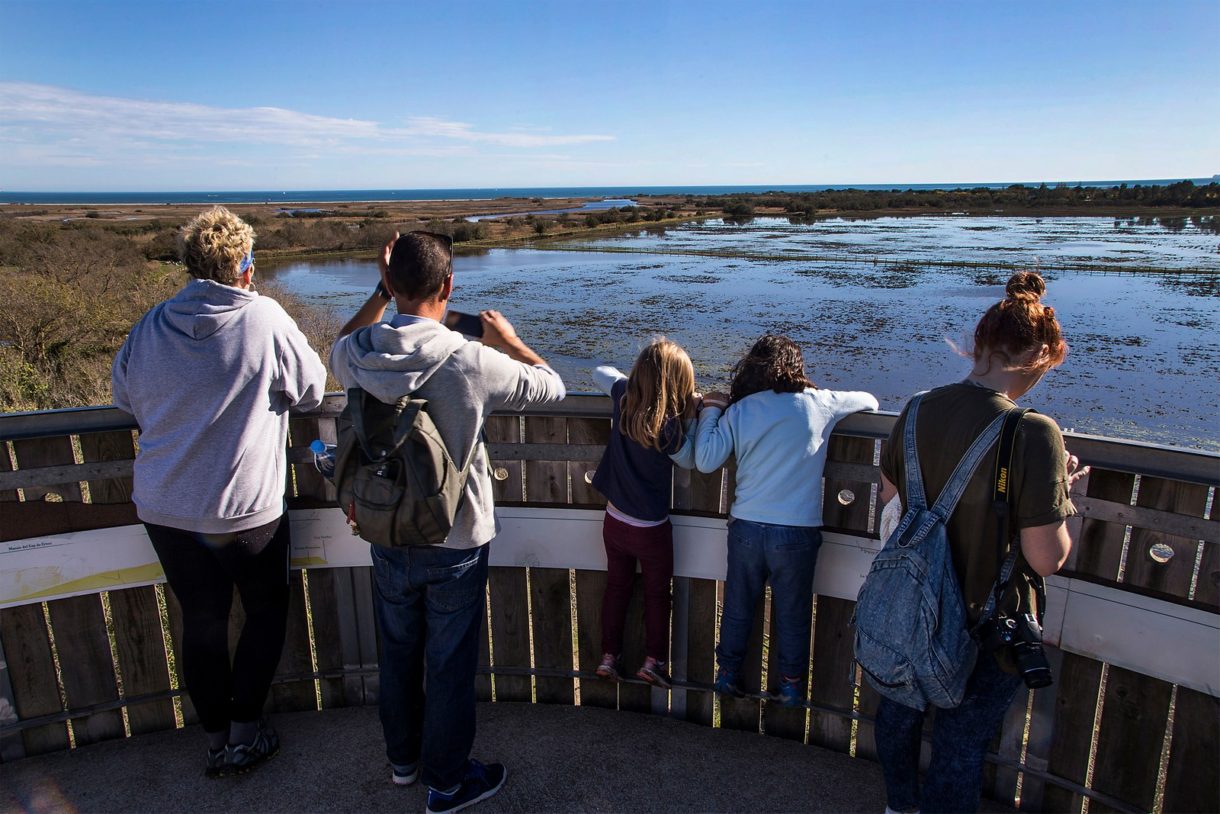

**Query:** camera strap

left=974, top=407, right=1030, bottom=632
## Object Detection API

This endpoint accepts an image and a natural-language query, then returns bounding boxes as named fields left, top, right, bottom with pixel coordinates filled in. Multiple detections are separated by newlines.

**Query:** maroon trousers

left=600, top=513, right=674, bottom=661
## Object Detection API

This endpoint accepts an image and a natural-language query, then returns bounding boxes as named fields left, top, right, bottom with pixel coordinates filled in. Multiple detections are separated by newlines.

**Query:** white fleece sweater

left=695, top=388, right=879, bottom=527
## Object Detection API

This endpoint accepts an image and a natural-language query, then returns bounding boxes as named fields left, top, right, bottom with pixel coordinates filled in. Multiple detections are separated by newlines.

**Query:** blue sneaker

left=392, top=761, right=419, bottom=786
left=772, top=676, right=805, bottom=708
left=426, top=759, right=507, bottom=814
left=713, top=668, right=745, bottom=698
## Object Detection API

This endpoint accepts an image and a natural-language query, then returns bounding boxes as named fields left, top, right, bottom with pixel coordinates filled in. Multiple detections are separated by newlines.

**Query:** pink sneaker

left=636, top=657, right=672, bottom=689
left=595, top=653, right=621, bottom=681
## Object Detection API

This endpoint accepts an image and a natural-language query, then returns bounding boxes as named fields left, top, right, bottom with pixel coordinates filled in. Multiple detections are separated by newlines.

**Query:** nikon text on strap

left=974, top=407, right=1031, bottom=633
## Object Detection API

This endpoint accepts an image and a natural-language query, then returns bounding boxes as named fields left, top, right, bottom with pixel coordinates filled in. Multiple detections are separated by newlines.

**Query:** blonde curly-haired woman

left=112, top=206, right=326, bottom=777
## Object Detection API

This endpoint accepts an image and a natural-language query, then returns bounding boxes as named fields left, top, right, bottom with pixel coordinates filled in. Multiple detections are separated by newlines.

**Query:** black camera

left=980, top=612, right=1053, bottom=689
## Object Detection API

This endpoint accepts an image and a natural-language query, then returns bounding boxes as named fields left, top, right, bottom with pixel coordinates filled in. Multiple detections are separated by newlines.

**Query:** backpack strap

left=976, top=408, right=1030, bottom=629
left=347, top=389, right=381, bottom=461
left=901, top=393, right=930, bottom=512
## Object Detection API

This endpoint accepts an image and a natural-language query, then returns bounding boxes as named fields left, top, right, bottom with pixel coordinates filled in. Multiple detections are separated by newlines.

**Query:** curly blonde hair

left=178, top=206, right=256, bottom=284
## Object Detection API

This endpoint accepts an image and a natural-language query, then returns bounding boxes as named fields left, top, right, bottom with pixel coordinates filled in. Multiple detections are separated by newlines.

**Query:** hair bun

left=1006, top=270, right=1046, bottom=303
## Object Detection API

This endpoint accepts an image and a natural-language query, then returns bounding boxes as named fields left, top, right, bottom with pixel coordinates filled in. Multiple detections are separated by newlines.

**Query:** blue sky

left=1, top=0, right=1217, bottom=190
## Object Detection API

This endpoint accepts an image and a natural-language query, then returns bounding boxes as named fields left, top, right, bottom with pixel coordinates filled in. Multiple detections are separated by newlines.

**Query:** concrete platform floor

left=1, top=702, right=1011, bottom=813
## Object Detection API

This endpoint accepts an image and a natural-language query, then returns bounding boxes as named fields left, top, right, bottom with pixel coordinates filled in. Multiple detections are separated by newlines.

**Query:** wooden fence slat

left=161, top=588, right=199, bottom=726
left=1163, top=686, right=1220, bottom=814
left=807, top=596, right=856, bottom=753
left=854, top=671, right=882, bottom=761
left=1070, top=469, right=1135, bottom=580
left=718, top=592, right=765, bottom=734
left=1, top=441, right=17, bottom=504
left=301, top=568, right=346, bottom=709
left=822, top=436, right=876, bottom=536
left=574, top=570, right=617, bottom=710
left=0, top=634, right=25, bottom=761
left=11, top=435, right=82, bottom=505
left=326, top=565, right=380, bottom=707
left=524, top=416, right=568, bottom=505
left=617, top=582, right=653, bottom=714
left=1087, top=474, right=1203, bottom=812
left=45, top=594, right=124, bottom=746
left=106, top=585, right=176, bottom=735
left=1042, top=651, right=1105, bottom=813
left=762, top=597, right=808, bottom=742
left=477, top=592, right=492, bottom=703
left=1089, top=666, right=1173, bottom=814
left=568, top=416, right=609, bottom=507
left=485, top=416, right=523, bottom=503
left=683, top=577, right=718, bottom=727
left=1014, top=647, right=1066, bottom=812
left=688, top=467, right=725, bottom=515
left=0, top=604, right=68, bottom=755
left=529, top=567, right=574, bottom=705
left=990, top=685, right=1032, bottom=807
left=76, top=430, right=135, bottom=505
left=1196, top=531, right=1220, bottom=611
left=1122, top=476, right=1209, bottom=598
left=270, top=571, right=317, bottom=713
left=487, top=566, right=531, bottom=702
left=351, top=566, right=380, bottom=705
left=0, top=501, right=138, bottom=543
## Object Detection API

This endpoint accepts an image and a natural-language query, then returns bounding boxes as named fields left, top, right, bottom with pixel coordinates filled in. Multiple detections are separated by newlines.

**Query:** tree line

left=707, top=181, right=1220, bottom=221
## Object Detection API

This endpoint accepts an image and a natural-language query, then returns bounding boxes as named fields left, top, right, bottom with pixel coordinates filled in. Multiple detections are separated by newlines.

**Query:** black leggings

left=145, top=516, right=292, bottom=734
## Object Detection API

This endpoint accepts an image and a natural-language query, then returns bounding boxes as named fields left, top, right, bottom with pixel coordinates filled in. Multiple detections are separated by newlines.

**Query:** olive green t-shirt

left=880, top=382, right=1075, bottom=631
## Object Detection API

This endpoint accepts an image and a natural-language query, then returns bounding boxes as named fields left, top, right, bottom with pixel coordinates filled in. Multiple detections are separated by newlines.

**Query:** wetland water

left=261, top=216, right=1220, bottom=450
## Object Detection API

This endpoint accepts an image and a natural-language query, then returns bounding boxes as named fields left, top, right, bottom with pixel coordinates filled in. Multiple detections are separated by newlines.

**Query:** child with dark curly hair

left=696, top=334, right=877, bottom=706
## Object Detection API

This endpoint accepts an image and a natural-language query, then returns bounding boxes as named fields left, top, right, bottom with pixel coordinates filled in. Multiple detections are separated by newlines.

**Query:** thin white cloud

left=402, top=116, right=613, bottom=147
left=0, top=82, right=615, bottom=168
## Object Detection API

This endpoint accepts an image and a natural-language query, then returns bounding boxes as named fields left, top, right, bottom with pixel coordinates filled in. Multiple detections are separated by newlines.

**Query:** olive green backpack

left=334, top=388, right=480, bottom=547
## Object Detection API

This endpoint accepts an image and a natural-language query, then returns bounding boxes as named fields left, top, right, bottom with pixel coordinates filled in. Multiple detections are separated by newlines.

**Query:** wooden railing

left=0, top=396, right=1216, bottom=814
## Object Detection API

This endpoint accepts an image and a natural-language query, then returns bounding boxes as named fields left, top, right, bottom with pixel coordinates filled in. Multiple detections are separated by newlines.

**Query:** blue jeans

left=371, top=543, right=489, bottom=791
left=715, top=518, right=821, bottom=681
left=874, top=654, right=1023, bottom=813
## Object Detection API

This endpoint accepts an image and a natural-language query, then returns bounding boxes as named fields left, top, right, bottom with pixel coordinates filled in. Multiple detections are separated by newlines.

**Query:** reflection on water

left=260, top=216, right=1220, bottom=450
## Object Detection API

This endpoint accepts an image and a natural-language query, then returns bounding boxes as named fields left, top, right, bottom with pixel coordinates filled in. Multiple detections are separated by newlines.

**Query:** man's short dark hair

left=387, top=232, right=453, bottom=300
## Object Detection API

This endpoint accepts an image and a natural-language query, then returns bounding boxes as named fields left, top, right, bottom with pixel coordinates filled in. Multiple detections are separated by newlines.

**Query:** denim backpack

left=852, top=393, right=1011, bottom=710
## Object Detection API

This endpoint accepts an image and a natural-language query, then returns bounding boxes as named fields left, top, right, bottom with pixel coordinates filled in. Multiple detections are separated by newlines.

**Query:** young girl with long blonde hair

left=590, top=338, right=700, bottom=687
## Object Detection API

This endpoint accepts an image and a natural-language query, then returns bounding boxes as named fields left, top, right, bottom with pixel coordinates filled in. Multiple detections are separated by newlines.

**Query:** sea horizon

left=2, top=177, right=1215, bottom=206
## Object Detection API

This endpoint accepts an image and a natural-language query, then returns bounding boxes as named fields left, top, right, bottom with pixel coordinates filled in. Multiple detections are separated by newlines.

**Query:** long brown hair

left=971, top=271, right=1067, bottom=373
left=620, top=338, right=695, bottom=451
left=729, top=334, right=814, bottom=405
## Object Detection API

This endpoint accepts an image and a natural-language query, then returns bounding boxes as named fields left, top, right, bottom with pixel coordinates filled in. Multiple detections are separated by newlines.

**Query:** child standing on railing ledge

left=696, top=334, right=878, bottom=707
left=589, top=339, right=701, bottom=689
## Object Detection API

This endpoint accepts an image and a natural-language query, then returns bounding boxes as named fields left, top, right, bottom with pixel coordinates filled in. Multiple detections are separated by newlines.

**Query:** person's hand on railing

left=684, top=392, right=703, bottom=420
left=702, top=391, right=729, bottom=411
left=1065, top=449, right=1090, bottom=487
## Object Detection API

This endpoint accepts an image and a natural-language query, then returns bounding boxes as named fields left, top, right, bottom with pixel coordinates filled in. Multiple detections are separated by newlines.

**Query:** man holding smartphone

left=330, top=231, right=565, bottom=813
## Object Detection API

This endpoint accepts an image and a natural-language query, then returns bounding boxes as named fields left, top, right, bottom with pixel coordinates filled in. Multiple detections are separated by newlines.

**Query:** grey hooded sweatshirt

left=112, top=278, right=327, bottom=533
left=330, top=315, right=566, bottom=549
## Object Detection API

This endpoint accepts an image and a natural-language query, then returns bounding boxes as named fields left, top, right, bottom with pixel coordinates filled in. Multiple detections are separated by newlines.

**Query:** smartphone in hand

left=443, top=309, right=484, bottom=337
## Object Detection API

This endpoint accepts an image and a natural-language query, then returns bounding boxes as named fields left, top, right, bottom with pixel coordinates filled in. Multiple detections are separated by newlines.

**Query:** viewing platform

left=0, top=395, right=1216, bottom=813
